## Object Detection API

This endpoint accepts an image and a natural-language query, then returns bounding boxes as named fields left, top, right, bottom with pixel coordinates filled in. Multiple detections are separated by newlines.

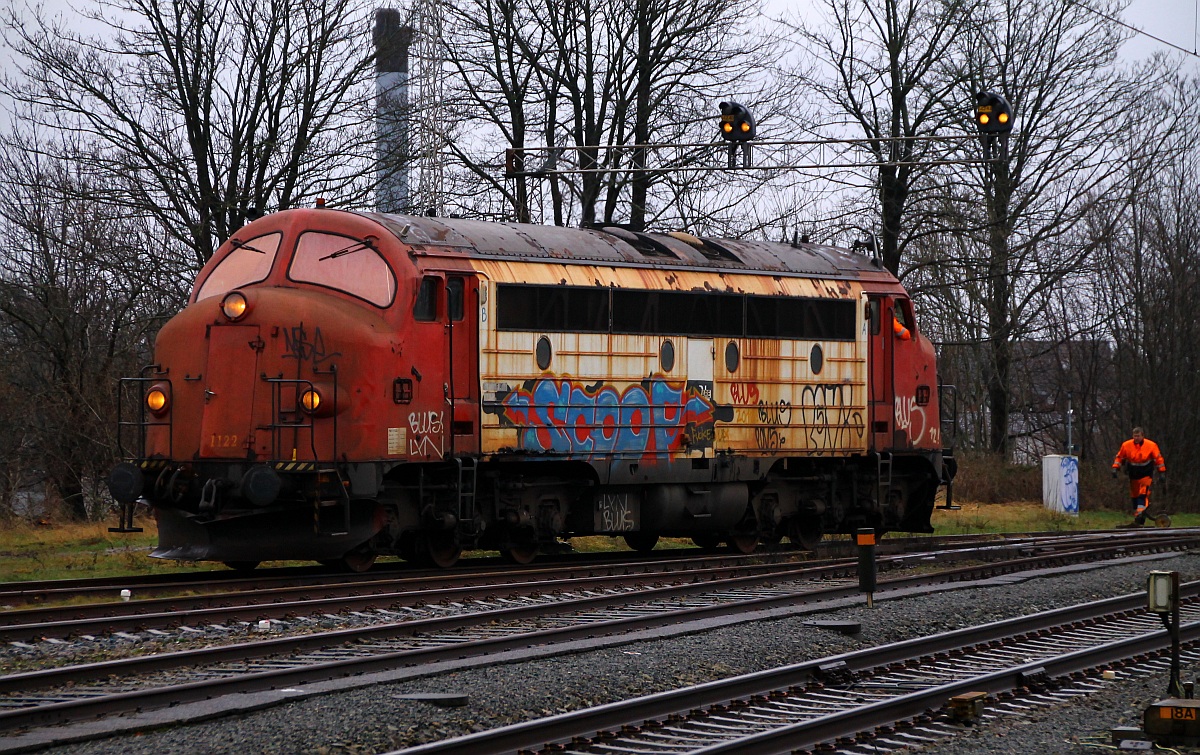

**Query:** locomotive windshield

left=194, top=232, right=282, bottom=302
left=288, top=231, right=396, bottom=307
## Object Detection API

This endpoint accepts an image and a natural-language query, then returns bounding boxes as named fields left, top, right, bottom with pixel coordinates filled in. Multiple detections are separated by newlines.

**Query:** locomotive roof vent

left=598, top=225, right=677, bottom=259
left=665, top=231, right=742, bottom=264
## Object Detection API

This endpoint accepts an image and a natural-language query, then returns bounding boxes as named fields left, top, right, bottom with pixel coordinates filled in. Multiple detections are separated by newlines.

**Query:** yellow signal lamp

left=974, top=91, right=1013, bottom=135
left=299, top=388, right=322, bottom=414
left=221, top=291, right=249, bottom=321
left=722, top=121, right=733, bottom=134
left=146, top=385, right=170, bottom=416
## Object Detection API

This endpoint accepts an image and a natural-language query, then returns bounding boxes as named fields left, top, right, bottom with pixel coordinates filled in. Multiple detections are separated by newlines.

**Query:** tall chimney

left=375, top=9, right=414, bottom=213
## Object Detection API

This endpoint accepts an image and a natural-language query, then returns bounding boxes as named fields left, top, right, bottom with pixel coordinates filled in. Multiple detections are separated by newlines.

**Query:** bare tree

left=914, top=0, right=1149, bottom=455
left=0, top=126, right=184, bottom=519
left=2, top=0, right=381, bottom=268
left=435, top=0, right=790, bottom=231
left=788, top=0, right=980, bottom=275
left=1093, top=68, right=1200, bottom=499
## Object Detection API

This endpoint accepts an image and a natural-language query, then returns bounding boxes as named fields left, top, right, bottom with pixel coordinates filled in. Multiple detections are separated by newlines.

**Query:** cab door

left=868, top=293, right=922, bottom=452
left=408, top=275, right=448, bottom=460
left=446, top=274, right=480, bottom=455
left=866, top=294, right=893, bottom=452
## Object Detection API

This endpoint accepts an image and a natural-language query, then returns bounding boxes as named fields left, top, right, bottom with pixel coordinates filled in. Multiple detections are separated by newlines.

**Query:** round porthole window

left=535, top=335, right=552, bottom=370
left=810, top=343, right=824, bottom=375
left=660, top=340, right=675, bottom=372
left=725, top=341, right=740, bottom=373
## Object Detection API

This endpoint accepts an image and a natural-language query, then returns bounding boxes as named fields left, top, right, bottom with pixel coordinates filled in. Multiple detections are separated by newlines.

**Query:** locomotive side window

left=288, top=232, right=396, bottom=307
left=194, top=232, right=282, bottom=302
left=611, top=290, right=742, bottom=337
left=414, top=276, right=439, bottom=321
left=745, top=296, right=856, bottom=340
left=496, top=284, right=608, bottom=332
left=497, top=283, right=855, bottom=340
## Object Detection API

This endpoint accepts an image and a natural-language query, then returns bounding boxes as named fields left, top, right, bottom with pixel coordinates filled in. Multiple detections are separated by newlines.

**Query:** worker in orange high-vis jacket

left=1112, top=426, right=1166, bottom=527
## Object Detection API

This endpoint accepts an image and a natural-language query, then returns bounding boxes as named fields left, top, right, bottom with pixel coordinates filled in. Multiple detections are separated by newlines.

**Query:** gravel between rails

left=24, top=552, right=1200, bottom=755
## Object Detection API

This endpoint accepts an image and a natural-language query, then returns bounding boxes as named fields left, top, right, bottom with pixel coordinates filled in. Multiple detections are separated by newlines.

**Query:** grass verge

left=0, top=501, right=1193, bottom=585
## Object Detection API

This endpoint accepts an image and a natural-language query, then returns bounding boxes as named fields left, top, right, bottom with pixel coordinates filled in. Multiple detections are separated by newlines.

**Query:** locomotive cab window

left=447, top=277, right=465, bottom=321
left=288, top=232, right=396, bottom=307
left=895, top=298, right=916, bottom=335
left=414, top=276, right=440, bottom=321
left=194, top=232, right=282, bottom=302
left=867, top=298, right=881, bottom=335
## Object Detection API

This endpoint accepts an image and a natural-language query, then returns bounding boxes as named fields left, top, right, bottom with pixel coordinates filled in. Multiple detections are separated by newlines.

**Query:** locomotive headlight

left=146, top=385, right=170, bottom=415
left=298, top=388, right=322, bottom=414
left=221, top=291, right=249, bottom=321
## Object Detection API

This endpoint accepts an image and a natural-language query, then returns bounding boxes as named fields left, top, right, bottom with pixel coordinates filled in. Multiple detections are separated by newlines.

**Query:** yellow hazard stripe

left=274, top=462, right=316, bottom=472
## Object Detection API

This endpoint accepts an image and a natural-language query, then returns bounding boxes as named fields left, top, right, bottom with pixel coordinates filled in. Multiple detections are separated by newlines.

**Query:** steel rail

left=1, top=540, right=1196, bottom=732
left=692, top=623, right=1199, bottom=754
left=2, top=530, right=1186, bottom=641
left=0, top=529, right=1160, bottom=605
left=387, top=583, right=1200, bottom=755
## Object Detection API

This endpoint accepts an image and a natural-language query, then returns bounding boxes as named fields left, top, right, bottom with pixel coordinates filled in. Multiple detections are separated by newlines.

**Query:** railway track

left=1, top=530, right=1185, bottom=645
left=0, top=529, right=1196, bottom=745
left=0, top=529, right=1157, bottom=610
left=388, top=584, right=1200, bottom=755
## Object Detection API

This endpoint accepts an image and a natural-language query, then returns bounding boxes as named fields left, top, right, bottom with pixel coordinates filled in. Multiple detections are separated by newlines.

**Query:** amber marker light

left=978, top=113, right=990, bottom=125
left=299, top=388, right=322, bottom=414
left=146, top=386, right=169, bottom=415
left=998, top=112, right=1009, bottom=124
left=221, top=291, right=248, bottom=321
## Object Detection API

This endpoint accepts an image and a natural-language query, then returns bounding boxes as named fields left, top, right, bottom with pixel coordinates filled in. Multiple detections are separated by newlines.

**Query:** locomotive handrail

left=262, top=366, right=338, bottom=465
left=938, top=382, right=958, bottom=452
left=115, top=371, right=172, bottom=461
left=937, top=382, right=959, bottom=510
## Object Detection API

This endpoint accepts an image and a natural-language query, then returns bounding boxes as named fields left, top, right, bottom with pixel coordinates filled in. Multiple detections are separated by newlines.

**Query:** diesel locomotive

left=108, top=207, right=955, bottom=570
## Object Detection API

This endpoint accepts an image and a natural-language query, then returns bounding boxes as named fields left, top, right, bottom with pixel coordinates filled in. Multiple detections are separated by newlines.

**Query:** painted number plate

left=1161, top=707, right=1198, bottom=720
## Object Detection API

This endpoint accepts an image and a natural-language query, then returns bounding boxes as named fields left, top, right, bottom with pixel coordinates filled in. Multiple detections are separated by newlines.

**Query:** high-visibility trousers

left=1129, top=476, right=1153, bottom=516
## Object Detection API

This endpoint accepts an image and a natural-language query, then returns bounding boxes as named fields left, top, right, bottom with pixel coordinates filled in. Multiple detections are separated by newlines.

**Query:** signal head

left=718, top=100, right=756, bottom=142
left=974, top=91, right=1014, bottom=135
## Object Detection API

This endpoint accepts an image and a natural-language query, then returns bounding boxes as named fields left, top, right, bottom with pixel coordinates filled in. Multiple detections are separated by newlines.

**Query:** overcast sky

left=7, top=0, right=1200, bottom=61
left=2, top=0, right=1197, bottom=116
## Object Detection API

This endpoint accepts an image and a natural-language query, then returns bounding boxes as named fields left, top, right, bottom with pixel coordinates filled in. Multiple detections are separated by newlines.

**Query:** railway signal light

left=974, top=91, right=1013, bottom=134
left=974, top=91, right=1014, bottom=162
left=718, top=101, right=756, bottom=168
left=718, top=101, right=756, bottom=142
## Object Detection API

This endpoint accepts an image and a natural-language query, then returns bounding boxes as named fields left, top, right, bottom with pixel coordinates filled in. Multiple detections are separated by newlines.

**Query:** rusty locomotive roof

left=359, top=212, right=891, bottom=282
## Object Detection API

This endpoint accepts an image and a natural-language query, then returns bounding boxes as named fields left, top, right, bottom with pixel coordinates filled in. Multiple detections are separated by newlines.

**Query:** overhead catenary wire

left=1066, top=0, right=1200, bottom=58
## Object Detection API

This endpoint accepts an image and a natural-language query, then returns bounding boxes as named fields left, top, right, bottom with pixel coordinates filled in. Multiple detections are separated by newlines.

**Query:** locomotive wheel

left=727, top=535, right=759, bottom=555
left=500, top=543, right=539, bottom=564
left=222, top=561, right=260, bottom=572
left=424, top=534, right=462, bottom=568
left=622, top=533, right=659, bottom=553
left=334, top=549, right=377, bottom=573
left=791, top=520, right=824, bottom=551
left=691, top=534, right=722, bottom=551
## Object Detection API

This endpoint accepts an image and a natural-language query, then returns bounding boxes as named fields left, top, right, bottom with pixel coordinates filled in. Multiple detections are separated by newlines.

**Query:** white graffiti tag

left=408, top=411, right=444, bottom=457
left=894, top=396, right=942, bottom=446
